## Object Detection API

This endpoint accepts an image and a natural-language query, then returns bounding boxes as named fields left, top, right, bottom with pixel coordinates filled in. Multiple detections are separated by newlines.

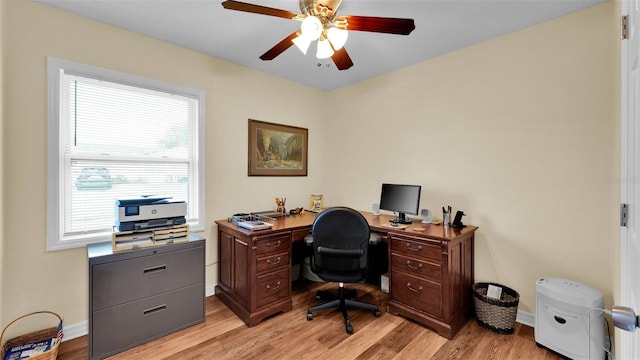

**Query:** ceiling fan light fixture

left=300, top=16, right=323, bottom=41
left=292, top=34, right=312, bottom=55
left=316, top=38, right=334, bottom=59
left=221, top=0, right=416, bottom=70
left=327, top=27, right=348, bottom=50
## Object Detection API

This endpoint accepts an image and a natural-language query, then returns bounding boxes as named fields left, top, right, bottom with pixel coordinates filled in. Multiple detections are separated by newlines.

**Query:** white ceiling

left=34, top=0, right=606, bottom=91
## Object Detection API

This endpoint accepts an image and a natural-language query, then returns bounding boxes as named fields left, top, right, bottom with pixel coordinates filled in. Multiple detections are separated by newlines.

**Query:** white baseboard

left=516, top=309, right=535, bottom=328
left=206, top=284, right=216, bottom=297
left=61, top=320, right=88, bottom=341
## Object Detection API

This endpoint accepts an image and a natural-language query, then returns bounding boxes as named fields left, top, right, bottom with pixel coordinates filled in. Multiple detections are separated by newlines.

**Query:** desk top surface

left=215, top=210, right=477, bottom=241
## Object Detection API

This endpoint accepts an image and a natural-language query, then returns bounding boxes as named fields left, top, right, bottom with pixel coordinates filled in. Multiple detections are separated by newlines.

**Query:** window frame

left=46, top=57, right=205, bottom=251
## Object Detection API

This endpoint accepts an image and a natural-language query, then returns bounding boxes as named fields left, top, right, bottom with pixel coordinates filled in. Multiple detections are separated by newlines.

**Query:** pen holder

left=443, top=212, right=451, bottom=226
left=277, top=205, right=286, bottom=215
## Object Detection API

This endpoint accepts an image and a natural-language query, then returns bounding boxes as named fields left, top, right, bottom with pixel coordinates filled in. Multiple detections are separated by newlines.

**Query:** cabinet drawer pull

left=143, top=265, right=167, bottom=275
left=143, top=304, right=167, bottom=316
left=405, top=243, right=422, bottom=252
left=266, top=281, right=281, bottom=291
left=267, top=240, right=282, bottom=248
left=406, top=283, right=423, bottom=293
left=267, top=257, right=282, bottom=265
left=406, top=260, right=423, bottom=270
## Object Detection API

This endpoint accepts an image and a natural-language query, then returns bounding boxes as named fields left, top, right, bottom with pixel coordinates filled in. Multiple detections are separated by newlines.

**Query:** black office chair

left=306, top=207, right=381, bottom=334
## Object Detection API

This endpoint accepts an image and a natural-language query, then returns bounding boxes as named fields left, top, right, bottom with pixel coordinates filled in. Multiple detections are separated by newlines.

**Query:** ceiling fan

left=221, top=0, right=415, bottom=70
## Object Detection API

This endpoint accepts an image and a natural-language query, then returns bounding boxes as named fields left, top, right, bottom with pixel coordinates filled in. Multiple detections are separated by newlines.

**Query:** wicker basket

left=0, top=311, right=63, bottom=360
left=472, top=282, right=519, bottom=334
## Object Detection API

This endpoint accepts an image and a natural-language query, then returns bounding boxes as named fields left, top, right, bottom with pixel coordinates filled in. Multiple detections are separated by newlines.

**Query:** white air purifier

left=535, top=277, right=605, bottom=360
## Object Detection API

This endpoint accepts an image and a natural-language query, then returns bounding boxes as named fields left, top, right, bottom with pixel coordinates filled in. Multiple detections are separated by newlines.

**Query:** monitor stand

left=391, top=213, right=413, bottom=225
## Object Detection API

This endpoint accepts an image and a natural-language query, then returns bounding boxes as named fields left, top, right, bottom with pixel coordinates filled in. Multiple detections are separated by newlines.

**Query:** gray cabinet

left=88, top=236, right=205, bottom=360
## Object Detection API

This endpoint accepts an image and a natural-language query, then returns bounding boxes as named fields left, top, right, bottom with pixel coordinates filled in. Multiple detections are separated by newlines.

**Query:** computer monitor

left=379, top=183, right=421, bottom=224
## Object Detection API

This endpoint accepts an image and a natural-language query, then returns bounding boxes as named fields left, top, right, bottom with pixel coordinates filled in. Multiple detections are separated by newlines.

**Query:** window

left=46, top=57, right=205, bottom=251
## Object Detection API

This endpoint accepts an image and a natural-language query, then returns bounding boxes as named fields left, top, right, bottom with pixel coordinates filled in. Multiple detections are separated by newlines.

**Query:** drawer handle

left=267, top=257, right=282, bottom=265
left=405, top=243, right=423, bottom=252
left=143, top=265, right=167, bottom=275
left=406, top=283, right=423, bottom=293
left=266, top=281, right=281, bottom=291
left=267, top=240, right=282, bottom=248
left=143, top=304, right=167, bottom=316
left=406, top=260, right=423, bottom=270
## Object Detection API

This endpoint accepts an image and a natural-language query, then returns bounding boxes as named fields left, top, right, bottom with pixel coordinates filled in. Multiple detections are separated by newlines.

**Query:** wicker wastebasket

left=472, top=282, right=519, bottom=334
left=0, top=311, right=63, bottom=360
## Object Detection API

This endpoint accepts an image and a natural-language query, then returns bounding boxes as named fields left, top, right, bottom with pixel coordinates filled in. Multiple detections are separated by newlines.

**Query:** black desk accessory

left=451, top=210, right=466, bottom=228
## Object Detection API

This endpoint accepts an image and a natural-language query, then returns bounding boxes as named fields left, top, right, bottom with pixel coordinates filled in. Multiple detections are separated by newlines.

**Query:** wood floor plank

left=315, top=314, right=403, bottom=360
left=58, top=280, right=565, bottom=360
left=467, top=324, right=515, bottom=359
left=390, top=325, right=448, bottom=360
left=376, top=319, right=428, bottom=354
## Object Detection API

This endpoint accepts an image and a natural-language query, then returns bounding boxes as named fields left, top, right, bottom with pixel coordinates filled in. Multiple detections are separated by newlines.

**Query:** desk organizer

left=112, top=224, right=189, bottom=252
left=472, top=282, right=519, bottom=334
left=229, top=213, right=277, bottom=224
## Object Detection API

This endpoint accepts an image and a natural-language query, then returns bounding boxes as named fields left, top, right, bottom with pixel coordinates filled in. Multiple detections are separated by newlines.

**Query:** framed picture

left=310, top=194, right=324, bottom=211
left=248, top=119, right=308, bottom=176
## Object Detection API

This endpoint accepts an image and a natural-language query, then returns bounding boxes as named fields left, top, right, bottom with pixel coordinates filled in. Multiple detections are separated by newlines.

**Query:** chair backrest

left=311, top=207, right=370, bottom=282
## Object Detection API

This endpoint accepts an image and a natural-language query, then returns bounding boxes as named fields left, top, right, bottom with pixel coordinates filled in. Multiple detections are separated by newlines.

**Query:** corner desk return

left=214, top=211, right=478, bottom=339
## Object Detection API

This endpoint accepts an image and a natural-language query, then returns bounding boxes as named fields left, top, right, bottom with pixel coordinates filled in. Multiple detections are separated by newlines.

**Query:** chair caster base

left=345, top=320, right=353, bottom=334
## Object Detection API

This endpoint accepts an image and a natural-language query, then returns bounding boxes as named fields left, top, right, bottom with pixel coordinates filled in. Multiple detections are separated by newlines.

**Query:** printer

left=115, top=196, right=187, bottom=231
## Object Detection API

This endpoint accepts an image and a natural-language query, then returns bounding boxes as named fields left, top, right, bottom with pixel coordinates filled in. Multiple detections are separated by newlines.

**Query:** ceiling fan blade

left=222, top=0, right=299, bottom=19
left=338, top=15, right=415, bottom=35
left=331, top=47, right=353, bottom=71
left=260, top=32, right=299, bottom=61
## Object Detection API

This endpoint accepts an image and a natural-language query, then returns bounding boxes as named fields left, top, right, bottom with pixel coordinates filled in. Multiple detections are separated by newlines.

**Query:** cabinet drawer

left=91, top=284, right=204, bottom=359
left=391, top=253, right=441, bottom=283
left=255, top=233, right=291, bottom=255
left=391, top=271, right=442, bottom=318
left=255, top=268, right=290, bottom=308
left=92, top=246, right=204, bottom=310
left=256, top=251, right=290, bottom=274
left=390, top=236, right=441, bottom=263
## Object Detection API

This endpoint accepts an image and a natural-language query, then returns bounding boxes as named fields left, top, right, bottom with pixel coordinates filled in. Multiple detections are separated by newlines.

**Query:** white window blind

left=47, top=57, right=205, bottom=251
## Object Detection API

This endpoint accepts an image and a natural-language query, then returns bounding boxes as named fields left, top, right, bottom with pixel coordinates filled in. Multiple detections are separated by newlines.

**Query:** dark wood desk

left=214, top=211, right=477, bottom=339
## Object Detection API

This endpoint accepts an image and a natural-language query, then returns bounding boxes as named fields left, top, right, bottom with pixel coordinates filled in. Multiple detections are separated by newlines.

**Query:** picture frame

left=248, top=119, right=308, bottom=176
left=310, top=194, right=324, bottom=211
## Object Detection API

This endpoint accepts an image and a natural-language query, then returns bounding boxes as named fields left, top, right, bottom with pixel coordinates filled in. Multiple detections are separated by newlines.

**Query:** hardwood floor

left=58, top=280, right=563, bottom=360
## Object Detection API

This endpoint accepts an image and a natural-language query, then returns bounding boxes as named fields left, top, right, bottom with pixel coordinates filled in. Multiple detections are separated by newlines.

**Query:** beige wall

left=326, top=2, right=618, bottom=314
left=1, top=0, right=618, bottom=334
left=2, top=1, right=326, bottom=328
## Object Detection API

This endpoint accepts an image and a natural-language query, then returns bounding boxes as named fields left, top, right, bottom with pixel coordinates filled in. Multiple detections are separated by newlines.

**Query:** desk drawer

left=91, top=284, right=204, bottom=358
left=292, top=228, right=311, bottom=242
left=255, top=233, right=291, bottom=255
left=391, top=271, right=442, bottom=318
left=391, top=253, right=441, bottom=283
left=255, top=268, right=290, bottom=308
left=390, top=236, right=441, bottom=263
left=256, top=251, right=290, bottom=274
left=92, top=246, right=204, bottom=310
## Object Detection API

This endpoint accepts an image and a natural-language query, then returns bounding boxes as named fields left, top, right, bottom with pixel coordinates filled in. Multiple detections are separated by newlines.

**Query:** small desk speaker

left=421, top=209, right=432, bottom=223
